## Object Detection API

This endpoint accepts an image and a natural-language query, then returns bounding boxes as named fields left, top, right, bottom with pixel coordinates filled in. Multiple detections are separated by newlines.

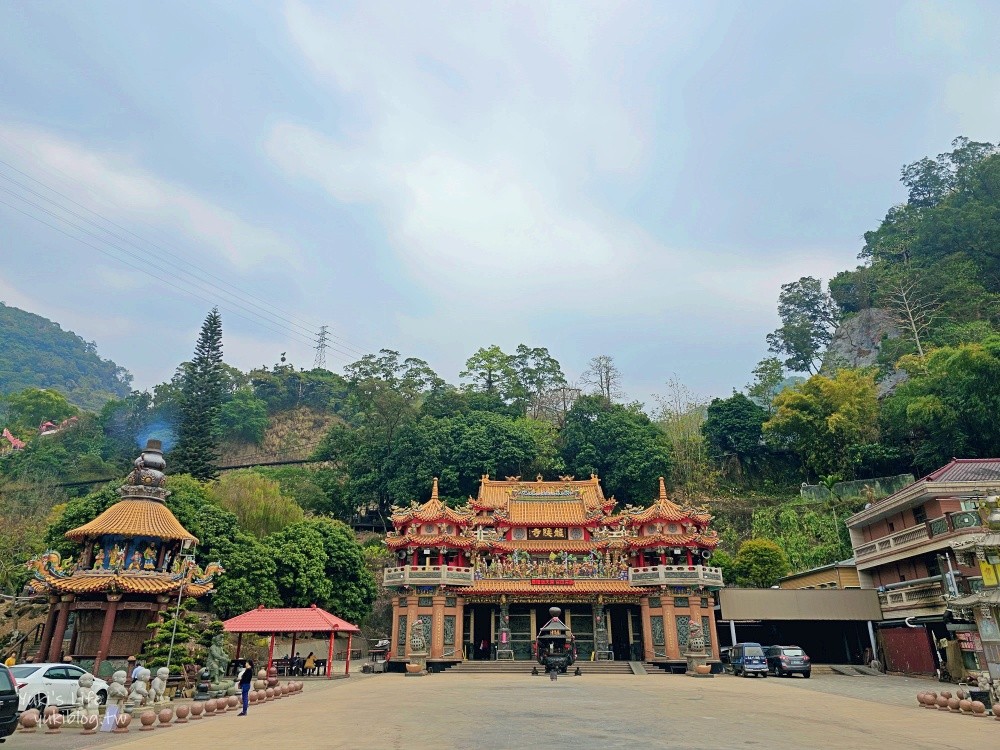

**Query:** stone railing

left=627, top=564, right=724, bottom=588
left=382, top=565, right=475, bottom=587
left=855, top=512, right=984, bottom=563
left=878, top=576, right=946, bottom=611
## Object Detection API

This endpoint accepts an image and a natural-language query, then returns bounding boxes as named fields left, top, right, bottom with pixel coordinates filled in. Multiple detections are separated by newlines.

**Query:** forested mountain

left=0, top=302, right=132, bottom=410
left=4, top=136, right=1000, bottom=599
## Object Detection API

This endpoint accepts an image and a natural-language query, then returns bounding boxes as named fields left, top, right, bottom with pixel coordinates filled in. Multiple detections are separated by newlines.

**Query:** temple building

left=25, top=440, right=223, bottom=677
left=383, top=474, right=724, bottom=670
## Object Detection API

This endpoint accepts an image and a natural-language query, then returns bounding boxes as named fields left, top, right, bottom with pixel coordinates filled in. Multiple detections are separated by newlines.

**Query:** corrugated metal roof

left=223, top=605, right=360, bottom=634
left=924, top=458, right=1000, bottom=483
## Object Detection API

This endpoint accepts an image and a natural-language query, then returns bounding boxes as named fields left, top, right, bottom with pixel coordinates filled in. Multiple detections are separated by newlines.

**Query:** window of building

left=912, top=506, right=927, bottom=524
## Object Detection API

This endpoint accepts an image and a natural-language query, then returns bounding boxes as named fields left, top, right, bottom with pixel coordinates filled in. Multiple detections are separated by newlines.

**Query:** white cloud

left=0, top=123, right=302, bottom=271
left=271, top=2, right=854, bottom=331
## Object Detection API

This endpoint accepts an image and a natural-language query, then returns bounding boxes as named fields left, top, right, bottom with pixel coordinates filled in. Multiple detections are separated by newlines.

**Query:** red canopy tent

left=223, top=604, right=361, bottom=679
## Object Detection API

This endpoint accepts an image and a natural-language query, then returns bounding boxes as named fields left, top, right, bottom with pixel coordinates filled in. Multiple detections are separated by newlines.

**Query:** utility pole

left=314, top=326, right=329, bottom=370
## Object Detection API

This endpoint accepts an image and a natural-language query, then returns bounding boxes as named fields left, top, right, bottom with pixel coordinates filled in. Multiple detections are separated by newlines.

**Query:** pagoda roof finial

left=431, top=477, right=440, bottom=502
left=659, top=476, right=668, bottom=501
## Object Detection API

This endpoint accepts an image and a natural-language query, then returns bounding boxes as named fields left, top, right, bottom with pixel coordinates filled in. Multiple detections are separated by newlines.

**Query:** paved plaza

left=16, top=673, right=999, bottom=750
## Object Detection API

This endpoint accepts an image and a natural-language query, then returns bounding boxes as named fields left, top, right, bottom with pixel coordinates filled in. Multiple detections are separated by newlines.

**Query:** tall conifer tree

left=171, top=308, right=224, bottom=480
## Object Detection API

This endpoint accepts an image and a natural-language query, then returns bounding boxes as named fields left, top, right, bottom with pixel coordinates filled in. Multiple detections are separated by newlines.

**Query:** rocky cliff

left=823, top=308, right=907, bottom=395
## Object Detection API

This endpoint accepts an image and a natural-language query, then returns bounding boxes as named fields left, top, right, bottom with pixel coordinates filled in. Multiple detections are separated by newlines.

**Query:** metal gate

left=878, top=626, right=936, bottom=675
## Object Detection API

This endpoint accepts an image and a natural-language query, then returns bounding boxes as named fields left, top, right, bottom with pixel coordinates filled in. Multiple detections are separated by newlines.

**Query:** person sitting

left=304, top=652, right=316, bottom=676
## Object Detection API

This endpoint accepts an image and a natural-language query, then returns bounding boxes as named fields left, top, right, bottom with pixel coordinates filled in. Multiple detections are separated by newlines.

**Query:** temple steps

left=444, top=661, right=637, bottom=675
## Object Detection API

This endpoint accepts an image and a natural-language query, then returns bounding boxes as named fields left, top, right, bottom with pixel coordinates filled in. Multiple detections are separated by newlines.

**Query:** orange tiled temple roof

left=66, top=499, right=197, bottom=542
left=389, top=478, right=473, bottom=526
left=28, top=572, right=214, bottom=596
left=505, top=499, right=589, bottom=525
left=471, top=474, right=613, bottom=512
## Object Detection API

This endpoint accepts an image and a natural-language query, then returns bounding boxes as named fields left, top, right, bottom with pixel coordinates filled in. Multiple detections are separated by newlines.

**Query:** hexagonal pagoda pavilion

left=383, top=474, right=724, bottom=671
left=25, top=440, right=223, bottom=677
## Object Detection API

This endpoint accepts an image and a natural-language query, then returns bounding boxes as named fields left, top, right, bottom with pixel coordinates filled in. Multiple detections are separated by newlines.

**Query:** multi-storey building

left=846, top=458, right=997, bottom=674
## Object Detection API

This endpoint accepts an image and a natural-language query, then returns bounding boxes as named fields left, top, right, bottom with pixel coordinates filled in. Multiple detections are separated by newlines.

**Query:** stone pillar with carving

left=431, top=594, right=446, bottom=659
left=639, top=596, right=654, bottom=662
left=497, top=595, right=513, bottom=660
left=594, top=595, right=609, bottom=659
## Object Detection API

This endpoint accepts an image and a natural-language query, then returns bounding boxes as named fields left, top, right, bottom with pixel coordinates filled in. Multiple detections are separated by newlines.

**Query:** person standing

left=237, top=659, right=255, bottom=716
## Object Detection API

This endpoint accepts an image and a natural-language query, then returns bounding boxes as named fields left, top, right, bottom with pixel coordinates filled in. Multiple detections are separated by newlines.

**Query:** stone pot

left=405, top=664, right=423, bottom=674
left=81, top=713, right=100, bottom=734
left=971, top=701, right=986, bottom=716
left=113, top=712, right=132, bottom=733
left=158, top=708, right=174, bottom=726
left=190, top=702, right=204, bottom=719
left=175, top=704, right=190, bottom=723
left=18, top=709, right=39, bottom=732
left=694, top=664, right=712, bottom=675
left=139, top=710, right=157, bottom=731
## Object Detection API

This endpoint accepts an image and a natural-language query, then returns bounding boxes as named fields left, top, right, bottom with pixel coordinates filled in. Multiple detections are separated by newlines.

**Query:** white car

left=9, top=663, right=109, bottom=712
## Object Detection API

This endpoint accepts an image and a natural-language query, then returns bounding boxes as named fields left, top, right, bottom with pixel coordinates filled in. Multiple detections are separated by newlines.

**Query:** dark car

left=765, top=645, right=811, bottom=677
left=0, top=664, right=18, bottom=743
left=728, top=642, right=768, bottom=677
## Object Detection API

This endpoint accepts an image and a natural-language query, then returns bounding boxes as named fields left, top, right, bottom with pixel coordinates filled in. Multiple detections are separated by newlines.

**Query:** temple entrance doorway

left=470, top=604, right=495, bottom=659
left=609, top=604, right=643, bottom=661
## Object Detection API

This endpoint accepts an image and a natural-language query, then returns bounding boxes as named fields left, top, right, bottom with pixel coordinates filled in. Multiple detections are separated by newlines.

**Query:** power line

left=0, top=153, right=367, bottom=356
left=0, top=158, right=370, bottom=360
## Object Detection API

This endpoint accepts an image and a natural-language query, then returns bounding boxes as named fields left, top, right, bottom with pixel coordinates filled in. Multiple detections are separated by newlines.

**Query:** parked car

left=727, top=643, right=768, bottom=677
left=0, top=665, right=18, bottom=743
left=10, top=663, right=109, bottom=713
left=765, top=645, right=811, bottom=678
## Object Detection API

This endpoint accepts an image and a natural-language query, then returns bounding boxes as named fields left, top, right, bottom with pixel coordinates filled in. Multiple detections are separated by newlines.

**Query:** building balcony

left=627, top=564, right=724, bottom=589
left=877, top=576, right=946, bottom=616
left=382, top=565, right=475, bottom=588
left=853, top=511, right=983, bottom=568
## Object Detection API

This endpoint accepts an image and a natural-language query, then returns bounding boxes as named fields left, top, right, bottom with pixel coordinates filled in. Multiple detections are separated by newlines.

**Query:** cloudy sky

left=1, top=1, right=997, bottom=404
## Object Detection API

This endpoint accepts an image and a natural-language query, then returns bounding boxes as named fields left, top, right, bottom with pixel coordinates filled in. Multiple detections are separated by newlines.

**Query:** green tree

left=3, top=387, right=78, bottom=435
left=218, top=387, right=269, bottom=443
left=766, top=277, right=839, bottom=374
left=171, top=308, right=225, bottom=480
left=882, top=337, right=1000, bottom=471
left=745, top=357, right=785, bottom=414
left=307, top=518, right=377, bottom=624
left=460, top=345, right=518, bottom=400
left=139, top=597, right=205, bottom=674
left=702, top=392, right=767, bottom=472
left=192, top=502, right=282, bottom=618
left=205, top=470, right=304, bottom=538
left=561, top=395, right=671, bottom=502
left=763, top=370, right=879, bottom=478
left=511, top=345, right=567, bottom=418
left=711, top=549, right=737, bottom=586
left=656, top=378, right=717, bottom=499
left=265, top=523, right=332, bottom=608
left=733, top=539, right=790, bottom=588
